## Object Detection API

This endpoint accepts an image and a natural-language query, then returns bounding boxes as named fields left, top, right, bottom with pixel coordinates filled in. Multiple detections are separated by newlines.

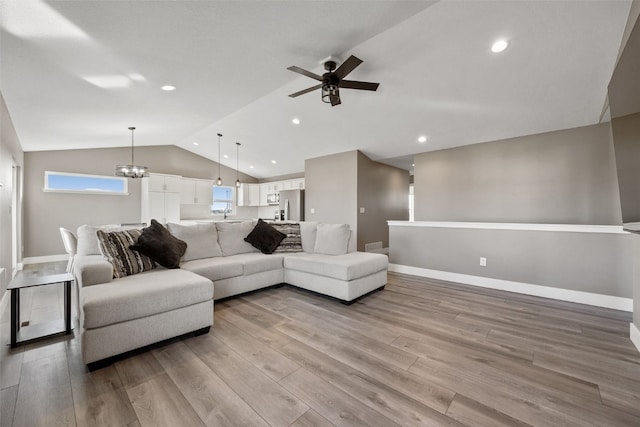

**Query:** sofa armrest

left=74, top=255, right=113, bottom=287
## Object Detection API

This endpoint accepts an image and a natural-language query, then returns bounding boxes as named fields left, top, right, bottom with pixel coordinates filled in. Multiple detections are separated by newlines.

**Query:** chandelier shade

left=115, top=127, right=149, bottom=178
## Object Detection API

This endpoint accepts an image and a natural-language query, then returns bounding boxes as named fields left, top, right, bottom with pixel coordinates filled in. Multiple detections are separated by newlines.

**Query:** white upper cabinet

left=180, top=178, right=213, bottom=205
left=238, top=183, right=261, bottom=206
left=148, top=173, right=181, bottom=193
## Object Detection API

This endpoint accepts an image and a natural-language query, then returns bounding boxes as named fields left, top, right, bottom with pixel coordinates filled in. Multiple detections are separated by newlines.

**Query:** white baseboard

left=389, top=264, right=633, bottom=312
left=22, top=254, right=68, bottom=265
left=631, top=323, right=640, bottom=353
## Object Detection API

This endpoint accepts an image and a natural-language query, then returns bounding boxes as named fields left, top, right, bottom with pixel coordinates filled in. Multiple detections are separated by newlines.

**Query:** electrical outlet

left=310, top=208, right=315, bottom=214
left=479, top=257, right=487, bottom=267
left=359, top=207, right=365, bottom=214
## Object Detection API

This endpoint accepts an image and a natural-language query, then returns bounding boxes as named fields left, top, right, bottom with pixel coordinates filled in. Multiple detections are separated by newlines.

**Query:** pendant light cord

left=129, top=126, right=136, bottom=165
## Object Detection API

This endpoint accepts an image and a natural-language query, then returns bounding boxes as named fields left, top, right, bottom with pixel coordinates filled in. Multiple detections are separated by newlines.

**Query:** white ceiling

left=0, top=0, right=632, bottom=178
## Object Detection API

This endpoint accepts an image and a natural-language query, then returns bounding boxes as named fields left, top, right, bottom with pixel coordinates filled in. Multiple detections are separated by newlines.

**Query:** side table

left=8, top=272, right=74, bottom=348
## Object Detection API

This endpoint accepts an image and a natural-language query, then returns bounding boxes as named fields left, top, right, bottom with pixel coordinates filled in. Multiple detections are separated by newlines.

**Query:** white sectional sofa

left=73, top=220, right=388, bottom=369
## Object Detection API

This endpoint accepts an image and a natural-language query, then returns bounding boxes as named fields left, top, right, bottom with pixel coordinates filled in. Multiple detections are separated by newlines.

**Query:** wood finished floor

left=1, top=263, right=640, bottom=426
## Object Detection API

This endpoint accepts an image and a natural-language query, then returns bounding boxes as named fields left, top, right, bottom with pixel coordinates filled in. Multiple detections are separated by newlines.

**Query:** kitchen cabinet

left=148, top=173, right=181, bottom=193
left=283, top=178, right=305, bottom=190
left=142, top=173, right=182, bottom=225
left=259, top=183, right=270, bottom=206
left=238, top=183, right=261, bottom=206
left=180, top=178, right=213, bottom=205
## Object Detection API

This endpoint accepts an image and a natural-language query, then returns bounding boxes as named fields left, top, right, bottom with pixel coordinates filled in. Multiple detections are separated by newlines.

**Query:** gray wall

left=392, top=123, right=632, bottom=302
left=0, top=92, right=24, bottom=296
left=611, top=113, right=640, bottom=224
left=24, top=145, right=258, bottom=257
left=305, top=151, right=358, bottom=248
left=390, top=226, right=631, bottom=298
left=357, top=151, right=409, bottom=250
left=414, top=123, right=622, bottom=224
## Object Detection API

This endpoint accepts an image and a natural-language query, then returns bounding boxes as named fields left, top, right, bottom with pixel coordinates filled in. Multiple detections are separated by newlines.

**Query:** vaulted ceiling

left=0, top=1, right=631, bottom=178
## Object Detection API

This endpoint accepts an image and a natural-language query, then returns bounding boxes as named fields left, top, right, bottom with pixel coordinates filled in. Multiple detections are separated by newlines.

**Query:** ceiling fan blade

left=334, top=55, right=363, bottom=79
left=340, top=80, right=380, bottom=91
left=287, top=66, right=323, bottom=81
left=330, top=94, right=341, bottom=106
left=288, top=84, right=323, bottom=98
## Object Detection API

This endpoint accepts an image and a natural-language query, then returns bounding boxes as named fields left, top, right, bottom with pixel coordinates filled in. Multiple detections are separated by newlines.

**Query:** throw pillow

left=272, top=222, right=303, bottom=253
left=245, top=219, right=287, bottom=254
left=167, top=222, right=223, bottom=261
left=97, top=229, right=156, bottom=278
left=77, top=224, right=142, bottom=255
left=313, top=223, right=350, bottom=255
left=299, top=221, right=318, bottom=253
left=130, top=219, right=187, bottom=269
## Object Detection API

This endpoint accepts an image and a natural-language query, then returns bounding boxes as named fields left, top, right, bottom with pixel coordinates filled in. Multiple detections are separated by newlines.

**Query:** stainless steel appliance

left=278, top=190, right=304, bottom=221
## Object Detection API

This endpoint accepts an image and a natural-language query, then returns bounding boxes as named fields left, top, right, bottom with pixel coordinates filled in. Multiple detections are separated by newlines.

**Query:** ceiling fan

left=287, top=55, right=380, bottom=106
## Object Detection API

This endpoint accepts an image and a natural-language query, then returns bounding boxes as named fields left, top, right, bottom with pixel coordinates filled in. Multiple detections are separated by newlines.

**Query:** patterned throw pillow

left=272, top=222, right=303, bottom=253
left=97, top=229, right=155, bottom=278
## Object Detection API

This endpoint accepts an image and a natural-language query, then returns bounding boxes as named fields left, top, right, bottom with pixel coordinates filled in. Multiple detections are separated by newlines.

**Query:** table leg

left=64, top=280, right=72, bottom=334
left=10, top=289, right=19, bottom=348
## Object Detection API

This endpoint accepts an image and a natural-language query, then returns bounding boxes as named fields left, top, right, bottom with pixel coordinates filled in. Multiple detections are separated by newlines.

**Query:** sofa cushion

left=181, top=256, right=244, bottom=282
left=245, top=219, right=286, bottom=254
left=272, top=222, right=303, bottom=253
left=81, top=269, right=213, bottom=329
left=313, top=223, right=350, bottom=255
left=130, top=220, right=187, bottom=269
left=216, top=221, right=259, bottom=256
left=167, top=222, right=223, bottom=261
left=284, top=252, right=388, bottom=281
left=97, top=229, right=155, bottom=278
left=230, top=253, right=285, bottom=276
left=299, top=221, right=318, bottom=253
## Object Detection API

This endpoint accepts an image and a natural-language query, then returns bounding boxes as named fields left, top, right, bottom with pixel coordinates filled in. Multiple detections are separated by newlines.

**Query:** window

left=212, top=186, right=235, bottom=215
left=44, top=171, right=128, bottom=195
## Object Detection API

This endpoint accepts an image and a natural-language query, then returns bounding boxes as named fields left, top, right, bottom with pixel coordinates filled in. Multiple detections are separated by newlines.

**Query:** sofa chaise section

left=284, top=251, right=388, bottom=302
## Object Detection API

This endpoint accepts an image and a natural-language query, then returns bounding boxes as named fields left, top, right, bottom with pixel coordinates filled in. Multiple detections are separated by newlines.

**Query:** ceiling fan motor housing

left=324, top=60, right=337, bottom=71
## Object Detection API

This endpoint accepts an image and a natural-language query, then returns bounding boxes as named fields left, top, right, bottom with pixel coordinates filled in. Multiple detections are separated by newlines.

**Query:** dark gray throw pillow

left=130, top=219, right=187, bottom=269
left=245, top=219, right=286, bottom=254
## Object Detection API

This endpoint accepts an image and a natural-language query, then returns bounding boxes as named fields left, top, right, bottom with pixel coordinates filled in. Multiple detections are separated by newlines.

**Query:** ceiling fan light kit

left=115, top=126, right=149, bottom=178
left=287, top=55, right=379, bottom=106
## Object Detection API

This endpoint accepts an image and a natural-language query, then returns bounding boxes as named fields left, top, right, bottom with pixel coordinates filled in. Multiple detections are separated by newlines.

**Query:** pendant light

left=216, top=133, right=223, bottom=186
left=115, top=126, right=149, bottom=178
left=235, top=142, right=241, bottom=188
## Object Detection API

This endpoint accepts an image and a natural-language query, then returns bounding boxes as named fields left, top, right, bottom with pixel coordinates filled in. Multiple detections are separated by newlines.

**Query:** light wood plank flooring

left=1, top=262, right=640, bottom=426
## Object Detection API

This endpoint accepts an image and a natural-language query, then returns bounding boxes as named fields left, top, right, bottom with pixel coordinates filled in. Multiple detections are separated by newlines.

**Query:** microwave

left=267, top=193, right=279, bottom=205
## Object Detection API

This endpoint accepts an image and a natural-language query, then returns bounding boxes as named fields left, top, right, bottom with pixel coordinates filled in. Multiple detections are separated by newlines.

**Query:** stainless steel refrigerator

left=278, top=190, right=305, bottom=221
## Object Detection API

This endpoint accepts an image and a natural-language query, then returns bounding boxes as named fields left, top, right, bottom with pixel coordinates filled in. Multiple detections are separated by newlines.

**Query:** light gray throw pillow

left=299, top=221, right=318, bottom=253
left=167, top=222, right=223, bottom=261
left=313, top=223, right=350, bottom=255
left=216, top=220, right=259, bottom=256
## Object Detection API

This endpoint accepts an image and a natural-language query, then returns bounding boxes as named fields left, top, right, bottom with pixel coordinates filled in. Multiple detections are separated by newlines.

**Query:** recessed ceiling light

left=161, top=85, right=176, bottom=91
left=249, top=165, right=254, bottom=169
left=223, top=154, right=229, bottom=159
left=491, top=39, right=508, bottom=53
left=193, top=142, right=199, bottom=146
left=271, top=160, right=277, bottom=164
left=418, top=135, right=427, bottom=143
left=412, top=163, right=415, bottom=167
left=292, top=117, right=300, bottom=125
